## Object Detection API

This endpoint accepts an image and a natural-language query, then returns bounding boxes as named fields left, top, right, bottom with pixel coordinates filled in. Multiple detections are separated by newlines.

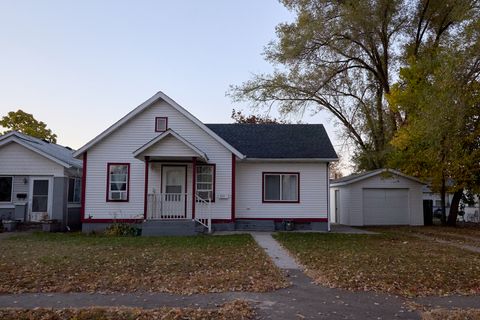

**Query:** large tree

left=0, top=110, right=58, bottom=143
left=230, top=0, right=478, bottom=170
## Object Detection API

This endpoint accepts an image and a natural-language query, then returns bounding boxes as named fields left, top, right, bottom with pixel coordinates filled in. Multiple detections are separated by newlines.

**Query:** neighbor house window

left=68, top=177, right=82, bottom=203
left=0, top=176, right=13, bottom=202
left=155, top=117, right=168, bottom=132
left=107, top=163, right=130, bottom=201
left=196, top=164, right=215, bottom=201
left=263, top=173, right=299, bottom=203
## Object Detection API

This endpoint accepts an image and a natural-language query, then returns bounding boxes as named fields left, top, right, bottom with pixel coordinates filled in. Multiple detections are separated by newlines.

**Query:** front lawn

left=0, top=233, right=287, bottom=294
left=422, top=308, right=480, bottom=320
left=0, top=300, right=254, bottom=320
left=274, top=232, right=480, bottom=297
left=385, top=226, right=480, bottom=247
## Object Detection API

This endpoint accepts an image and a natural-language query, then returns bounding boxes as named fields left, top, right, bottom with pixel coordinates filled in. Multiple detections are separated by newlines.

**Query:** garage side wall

left=346, top=175, right=424, bottom=226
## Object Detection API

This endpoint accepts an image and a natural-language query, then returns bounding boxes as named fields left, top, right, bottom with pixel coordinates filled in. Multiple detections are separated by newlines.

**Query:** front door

left=29, top=177, right=53, bottom=222
left=161, top=166, right=187, bottom=218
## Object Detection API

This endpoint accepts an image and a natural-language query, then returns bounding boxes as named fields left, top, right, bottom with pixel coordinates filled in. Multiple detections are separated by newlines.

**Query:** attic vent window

left=155, top=117, right=168, bottom=132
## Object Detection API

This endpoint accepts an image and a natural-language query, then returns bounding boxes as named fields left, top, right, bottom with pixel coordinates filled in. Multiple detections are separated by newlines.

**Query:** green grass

left=275, top=231, right=480, bottom=297
left=0, top=232, right=287, bottom=294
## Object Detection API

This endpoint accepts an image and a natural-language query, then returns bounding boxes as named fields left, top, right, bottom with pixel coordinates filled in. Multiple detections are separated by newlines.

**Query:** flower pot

left=2, top=220, right=19, bottom=232
left=42, top=220, right=61, bottom=232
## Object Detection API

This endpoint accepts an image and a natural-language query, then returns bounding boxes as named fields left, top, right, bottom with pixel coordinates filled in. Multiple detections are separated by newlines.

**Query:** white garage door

left=363, top=188, right=409, bottom=225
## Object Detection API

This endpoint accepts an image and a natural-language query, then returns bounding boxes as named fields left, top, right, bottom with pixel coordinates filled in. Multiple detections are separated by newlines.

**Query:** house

left=329, top=169, right=424, bottom=226
left=0, top=131, right=83, bottom=230
left=74, top=91, right=337, bottom=235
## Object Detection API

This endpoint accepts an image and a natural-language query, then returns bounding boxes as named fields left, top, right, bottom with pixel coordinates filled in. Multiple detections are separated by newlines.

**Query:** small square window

left=155, top=117, right=168, bottom=132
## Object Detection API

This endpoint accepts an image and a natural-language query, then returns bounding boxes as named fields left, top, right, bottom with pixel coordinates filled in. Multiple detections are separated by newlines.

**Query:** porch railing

left=147, top=193, right=189, bottom=220
left=195, top=195, right=212, bottom=233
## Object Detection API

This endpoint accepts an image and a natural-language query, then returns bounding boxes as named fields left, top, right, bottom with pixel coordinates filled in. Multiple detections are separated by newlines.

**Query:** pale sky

left=0, top=0, right=344, bottom=164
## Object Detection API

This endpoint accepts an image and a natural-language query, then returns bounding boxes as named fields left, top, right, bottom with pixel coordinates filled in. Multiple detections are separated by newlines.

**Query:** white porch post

left=192, top=157, right=196, bottom=219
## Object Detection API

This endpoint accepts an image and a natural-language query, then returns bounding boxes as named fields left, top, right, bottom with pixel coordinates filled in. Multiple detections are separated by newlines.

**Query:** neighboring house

left=0, top=131, right=83, bottom=229
left=330, top=169, right=424, bottom=226
left=74, top=91, right=337, bottom=235
left=422, top=185, right=454, bottom=217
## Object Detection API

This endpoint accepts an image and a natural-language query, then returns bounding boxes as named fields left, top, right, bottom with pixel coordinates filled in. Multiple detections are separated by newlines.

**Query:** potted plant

left=41, top=219, right=61, bottom=232
left=2, top=220, right=19, bottom=232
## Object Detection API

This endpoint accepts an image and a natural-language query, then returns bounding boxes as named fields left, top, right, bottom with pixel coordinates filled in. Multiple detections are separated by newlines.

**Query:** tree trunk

left=447, top=189, right=464, bottom=226
left=440, top=178, right=447, bottom=225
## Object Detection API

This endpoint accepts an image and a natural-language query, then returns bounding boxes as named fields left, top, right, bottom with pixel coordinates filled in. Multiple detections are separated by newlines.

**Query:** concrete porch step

left=235, top=219, right=275, bottom=231
left=141, top=220, right=197, bottom=236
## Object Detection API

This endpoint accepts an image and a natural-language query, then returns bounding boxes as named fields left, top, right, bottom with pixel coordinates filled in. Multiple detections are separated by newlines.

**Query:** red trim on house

left=192, top=157, right=196, bottom=219
left=231, top=154, right=236, bottom=220
left=80, top=152, right=87, bottom=221
left=82, top=218, right=143, bottom=223
left=262, top=172, right=300, bottom=203
left=195, top=163, right=216, bottom=203
left=160, top=164, right=188, bottom=217
left=154, top=117, right=168, bottom=132
left=106, top=163, right=130, bottom=202
left=143, top=156, right=150, bottom=219
left=235, top=217, right=328, bottom=222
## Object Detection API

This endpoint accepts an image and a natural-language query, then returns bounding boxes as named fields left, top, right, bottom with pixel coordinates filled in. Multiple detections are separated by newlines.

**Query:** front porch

left=133, top=129, right=214, bottom=234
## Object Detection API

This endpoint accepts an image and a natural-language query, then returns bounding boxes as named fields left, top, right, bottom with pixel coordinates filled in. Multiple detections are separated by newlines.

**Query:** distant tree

left=231, top=109, right=289, bottom=124
left=0, top=110, right=58, bottom=143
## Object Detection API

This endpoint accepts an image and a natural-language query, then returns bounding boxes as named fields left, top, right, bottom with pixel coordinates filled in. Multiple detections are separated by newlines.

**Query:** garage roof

left=331, top=168, right=424, bottom=187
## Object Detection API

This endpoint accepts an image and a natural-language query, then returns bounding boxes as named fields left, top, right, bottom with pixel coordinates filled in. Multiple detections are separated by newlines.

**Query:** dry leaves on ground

left=274, top=232, right=480, bottom=297
left=422, top=308, right=480, bottom=320
left=0, top=300, right=255, bottom=320
left=0, top=233, right=287, bottom=294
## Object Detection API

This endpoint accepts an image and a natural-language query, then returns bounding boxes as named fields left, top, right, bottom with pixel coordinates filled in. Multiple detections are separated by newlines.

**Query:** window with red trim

left=196, top=164, right=215, bottom=202
left=155, top=117, right=168, bottom=132
left=107, top=163, right=129, bottom=201
left=263, top=172, right=299, bottom=203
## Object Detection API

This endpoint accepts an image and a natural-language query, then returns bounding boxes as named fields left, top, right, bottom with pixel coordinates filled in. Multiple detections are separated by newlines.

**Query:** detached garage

left=330, top=169, right=424, bottom=226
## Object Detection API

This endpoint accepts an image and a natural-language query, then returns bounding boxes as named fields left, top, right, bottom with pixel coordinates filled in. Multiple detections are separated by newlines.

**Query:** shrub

left=104, top=223, right=140, bottom=237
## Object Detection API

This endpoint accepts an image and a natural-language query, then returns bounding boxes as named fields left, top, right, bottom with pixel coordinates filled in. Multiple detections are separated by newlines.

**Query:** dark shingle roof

left=206, top=124, right=337, bottom=159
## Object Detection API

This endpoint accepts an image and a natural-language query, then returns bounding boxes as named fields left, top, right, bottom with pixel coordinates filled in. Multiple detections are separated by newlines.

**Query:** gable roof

left=330, top=168, right=424, bottom=187
left=133, top=129, right=208, bottom=161
left=72, top=91, right=244, bottom=159
left=206, top=124, right=338, bottom=160
left=0, top=131, right=82, bottom=169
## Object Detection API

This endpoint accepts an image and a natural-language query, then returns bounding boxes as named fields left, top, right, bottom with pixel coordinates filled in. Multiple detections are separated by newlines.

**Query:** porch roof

left=133, top=129, right=208, bottom=161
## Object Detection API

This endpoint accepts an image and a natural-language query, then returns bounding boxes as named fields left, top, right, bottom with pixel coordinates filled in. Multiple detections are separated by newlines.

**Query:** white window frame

left=107, top=163, right=129, bottom=202
left=263, top=172, right=299, bottom=203
left=0, top=176, right=13, bottom=203
left=196, top=165, right=215, bottom=202
left=68, top=177, right=82, bottom=204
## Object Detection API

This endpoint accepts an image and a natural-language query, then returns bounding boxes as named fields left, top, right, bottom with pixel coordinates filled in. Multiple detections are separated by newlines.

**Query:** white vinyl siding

left=236, top=162, right=328, bottom=219
left=141, top=135, right=200, bottom=158
left=85, top=99, right=232, bottom=220
left=0, top=142, right=65, bottom=177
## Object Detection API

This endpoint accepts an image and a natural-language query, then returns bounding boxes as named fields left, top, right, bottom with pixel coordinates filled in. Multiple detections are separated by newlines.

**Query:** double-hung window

left=263, top=173, right=299, bottom=203
left=0, top=176, right=13, bottom=202
left=196, top=165, right=215, bottom=201
left=68, top=177, right=81, bottom=203
left=107, top=163, right=129, bottom=201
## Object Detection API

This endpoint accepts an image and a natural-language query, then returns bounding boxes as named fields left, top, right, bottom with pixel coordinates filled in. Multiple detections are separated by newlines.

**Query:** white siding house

left=74, top=91, right=337, bottom=235
left=0, top=131, right=83, bottom=230
left=330, top=169, right=424, bottom=226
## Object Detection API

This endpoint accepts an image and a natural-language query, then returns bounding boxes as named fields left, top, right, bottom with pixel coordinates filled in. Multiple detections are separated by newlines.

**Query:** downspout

left=327, top=162, right=331, bottom=232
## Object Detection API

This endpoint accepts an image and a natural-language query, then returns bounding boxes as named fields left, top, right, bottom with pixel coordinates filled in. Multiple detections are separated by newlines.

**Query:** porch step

left=235, top=219, right=275, bottom=231
left=141, top=220, right=197, bottom=236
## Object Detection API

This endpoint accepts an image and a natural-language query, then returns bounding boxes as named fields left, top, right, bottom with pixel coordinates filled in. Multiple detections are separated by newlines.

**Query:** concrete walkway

left=250, top=232, right=301, bottom=270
